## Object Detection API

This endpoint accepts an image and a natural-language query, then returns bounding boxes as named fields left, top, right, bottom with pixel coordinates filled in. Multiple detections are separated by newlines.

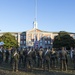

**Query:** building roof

left=0, top=32, right=21, bottom=34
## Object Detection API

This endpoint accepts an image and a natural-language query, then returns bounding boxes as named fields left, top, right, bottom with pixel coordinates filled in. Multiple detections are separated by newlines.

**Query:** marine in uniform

left=43, top=48, right=50, bottom=71
left=72, top=48, right=75, bottom=69
left=12, top=48, right=19, bottom=72
left=59, top=47, right=68, bottom=71
left=50, top=48, right=56, bottom=69
left=26, top=48, right=33, bottom=71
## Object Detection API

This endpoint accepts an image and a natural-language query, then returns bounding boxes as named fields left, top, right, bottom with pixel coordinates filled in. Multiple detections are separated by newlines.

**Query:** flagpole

left=34, top=0, right=37, bottom=49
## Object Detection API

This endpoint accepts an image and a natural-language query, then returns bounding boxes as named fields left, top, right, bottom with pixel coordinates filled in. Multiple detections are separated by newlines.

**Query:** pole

left=17, top=33, right=18, bottom=51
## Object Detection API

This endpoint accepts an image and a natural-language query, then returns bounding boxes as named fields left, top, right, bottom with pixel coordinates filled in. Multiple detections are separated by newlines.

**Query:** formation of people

left=0, top=46, right=75, bottom=72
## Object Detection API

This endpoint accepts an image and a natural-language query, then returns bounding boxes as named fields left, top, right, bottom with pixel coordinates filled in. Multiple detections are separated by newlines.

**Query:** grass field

left=0, top=62, right=75, bottom=75
left=0, top=55, right=75, bottom=75
left=0, top=68, right=75, bottom=75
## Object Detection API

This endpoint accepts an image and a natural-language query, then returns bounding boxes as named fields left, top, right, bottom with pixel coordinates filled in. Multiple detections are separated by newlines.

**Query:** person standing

left=50, top=48, right=56, bottom=69
left=12, top=48, right=19, bottom=72
left=26, top=48, right=33, bottom=71
left=5, top=49, right=9, bottom=63
left=72, top=48, right=75, bottom=69
left=19, top=48, right=23, bottom=64
left=43, top=48, right=50, bottom=71
left=59, top=47, right=68, bottom=71
left=70, top=47, right=74, bottom=61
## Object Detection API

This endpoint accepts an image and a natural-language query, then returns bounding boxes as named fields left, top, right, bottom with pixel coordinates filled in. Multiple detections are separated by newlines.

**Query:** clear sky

left=0, top=0, right=75, bottom=33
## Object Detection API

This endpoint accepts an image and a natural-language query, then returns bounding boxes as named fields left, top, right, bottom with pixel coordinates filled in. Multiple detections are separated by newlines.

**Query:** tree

left=53, top=31, right=75, bottom=49
left=0, top=32, right=18, bottom=49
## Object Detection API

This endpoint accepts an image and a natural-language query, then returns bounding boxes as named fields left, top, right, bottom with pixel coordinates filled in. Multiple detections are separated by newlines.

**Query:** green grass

left=0, top=68, right=74, bottom=75
left=0, top=63, right=75, bottom=75
left=0, top=55, right=75, bottom=75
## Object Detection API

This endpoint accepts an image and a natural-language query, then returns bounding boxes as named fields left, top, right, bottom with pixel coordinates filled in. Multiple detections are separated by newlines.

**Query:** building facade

left=0, top=29, right=75, bottom=49
left=20, top=28, right=53, bottom=48
left=20, top=28, right=75, bottom=49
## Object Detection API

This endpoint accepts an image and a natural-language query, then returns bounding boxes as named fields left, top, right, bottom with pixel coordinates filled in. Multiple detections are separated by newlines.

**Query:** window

left=24, top=41, right=26, bottom=44
left=48, top=41, right=50, bottom=44
left=20, top=36, right=23, bottom=39
left=40, top=39, right=42, bottom=42
left=45, top=41, right=47, bottom=44
left=20, top=41, right=23, bottom=44
left=40, top=43, right=42, bottom=46
left=73, top=35, right=75, bottom=39
left=24, top=36, right=26, bottom=39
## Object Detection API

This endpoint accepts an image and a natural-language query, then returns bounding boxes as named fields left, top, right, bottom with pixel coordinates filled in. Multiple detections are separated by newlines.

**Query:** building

left=0, top=28, right=75, bottom=49
left=0, top=29, right=75, bottom=49
left=20, top=21, right=75, bottom=49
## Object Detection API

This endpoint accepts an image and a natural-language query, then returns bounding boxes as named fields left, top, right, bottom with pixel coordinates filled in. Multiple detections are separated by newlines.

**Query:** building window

left=20, top=41, right=23, bottom=44
left=24, top=41, right=26, bottom=44
left=48, top=41, right=50, bottom=44
left=45, top=41, right=47, bottom=44
left=73, top=35, right=75, bottom=39
left=21, top=35, right=23, bottom=39
left=24, top=36, right=26, bottom=39
left=40, top=39, right=42, bottom=42
left=40, top=43, right=42, bottom=46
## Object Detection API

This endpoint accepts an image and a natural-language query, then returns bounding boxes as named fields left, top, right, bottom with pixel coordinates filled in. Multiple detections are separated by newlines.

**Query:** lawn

left=0, top=68, right=75, bottom=75
left=0, top=62, right=75, bottom=75
left=0, top=55, right=75, bottom=75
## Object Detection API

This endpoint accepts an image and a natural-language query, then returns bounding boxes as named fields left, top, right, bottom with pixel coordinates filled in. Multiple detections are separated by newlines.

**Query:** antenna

left=35, top=0, right=37, bottom=21
left=33, top=0, right=38, bottom=29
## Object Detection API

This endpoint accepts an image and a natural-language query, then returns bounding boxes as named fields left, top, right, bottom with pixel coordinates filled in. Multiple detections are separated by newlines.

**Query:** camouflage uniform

left=38, top=48, right=43, bottom=68
left=19, top=48, right=23, bottom=64
left=26, top=49, right=33, bottom=70
left=59, top=47, right=68, bottom=71
left=12, top=50, right=19, bottom=72
left=23, top=48, right=27, bottom=68
left=31, top=49, right=36, bottom=68
left=0, top=50, right=2, bottom=64
left=10, top=49, right=14, bottom=65
left=72, top=48, right=75, bottom=69
left=2, top=48, right=5, bottom=62
left=35, top=49, right=39, bottom=68
left=43, top=49, right=50, bottom=71
left=50, top=48, right=56, bottom=69
left=5, top=50, right=9, bottom=63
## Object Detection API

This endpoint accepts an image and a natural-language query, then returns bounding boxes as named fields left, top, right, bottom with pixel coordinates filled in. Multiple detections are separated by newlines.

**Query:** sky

left=0, top=0, right=75, bottom=33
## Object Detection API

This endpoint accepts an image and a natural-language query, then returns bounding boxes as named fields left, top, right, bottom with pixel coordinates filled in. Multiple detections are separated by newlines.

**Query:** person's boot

left=16, top=69, right=18, bottom=72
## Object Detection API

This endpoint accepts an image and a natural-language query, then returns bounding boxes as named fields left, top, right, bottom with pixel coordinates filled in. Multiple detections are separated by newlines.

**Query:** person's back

left=60, top=50, right=67, bottom=60
left=70, top=47, right=74, bottom=59
left=12, top=49, right=19, bottom=72
left=51, top=49, right=56, bottom=58
left=72, top=48, right=75, bottom=69
left=13, top=51, right=19, bottom=61
left=59, top=47, right=68, bottom=71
